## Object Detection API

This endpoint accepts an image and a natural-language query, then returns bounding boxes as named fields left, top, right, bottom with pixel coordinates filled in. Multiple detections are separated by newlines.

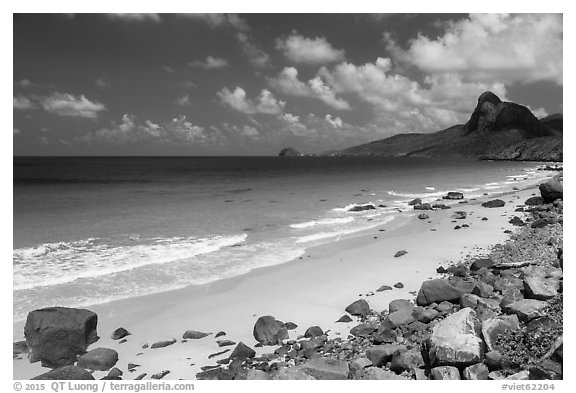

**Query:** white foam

left=13, top=233, right=248, bottom=290
left=425, top=187, right=435, bottom=191
left=289, top=216, right=355, bottom=229
left=295, top=216, right=395, bottom=244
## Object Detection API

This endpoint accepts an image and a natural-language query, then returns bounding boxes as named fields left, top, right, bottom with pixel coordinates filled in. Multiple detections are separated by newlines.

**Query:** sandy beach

left=13, top=186, right=543, bottom=380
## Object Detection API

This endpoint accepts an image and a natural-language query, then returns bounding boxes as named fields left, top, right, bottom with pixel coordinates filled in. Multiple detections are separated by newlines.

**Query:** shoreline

left=13, top=180, right=553, bottom=379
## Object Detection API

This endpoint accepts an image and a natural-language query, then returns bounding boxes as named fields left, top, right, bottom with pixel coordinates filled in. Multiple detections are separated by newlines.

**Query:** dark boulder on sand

left=229, top=342, right=256, bottom=361
left=304, top=326, right=324, bottom=338
left=111, top=327, right=131, bottom=340
left=77, top=348, right=118, bottom=371
left=349, top=204, right=376, bottom=212
left=182, top=330, right=211, bottom=340
left=539, top=175, right=563, bottom=203
left=394, top=250, right=408, bottom=258
left=336, top=315, right=353, bottom=323
left=418, top=213, right=429, bottom=220
left=416, top=279, right=467, bottom=306
left=443, top=192, right=464, bottom=200
left=525, top=196, right=544, bottom=206
left=24, top=307, right=99, bottom=368
left=482, top=199, right=505, bottom=208
left=151, top=339, right=176, bottom=349
left=253, top=316, right=288, bottom=346
left=32, top=365, right=95, bottom=380
left=345, top=299, right=371, bottom=317
left=414, top=203, right=433, bottom=210
left=408, top=198, right=422, bottom=206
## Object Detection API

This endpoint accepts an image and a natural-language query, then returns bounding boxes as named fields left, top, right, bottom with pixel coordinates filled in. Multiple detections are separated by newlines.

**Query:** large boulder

left=430, top=366, right=461, bottom=380
left=271, top=367, right=316, bottom=380
left=416, top=279, right=467, bottom=306
left=386, top=309, right=415, bottom=327
left=24, top=307, right=99, bottom=368
left=390, top=348, right=425, bottom=373
left=539, top=175, right=563, bottom=203
left=229, top=342, right=256, bottom=361
left=481, top=315, right=520, bottom=352
left=350, top=323, right=379, bottom=337
left=345, top=299, right=371, bottom=317
left=523, top=275, right=558, bottom=300
left=301, top=358, right=350, bottom=380
left=443, top=192, right=464, bottom=200
left=32, top=365, right=95, bottom=380
left=482, top=199, right=505, bottom=208
left=366, top=344, right=406, bottom=367
left=253, top=316, right=288, bottom=346
left=389, top=299, right=413, bottom=313
left=77, top=348, right=118, bottom=371
left=428, top=308, right=485, bottom=367
left=463, top=363, right=490, bottom=380
left=502, top=299, right=548, bottom=322
left=357, top=367, right=408, bottom=380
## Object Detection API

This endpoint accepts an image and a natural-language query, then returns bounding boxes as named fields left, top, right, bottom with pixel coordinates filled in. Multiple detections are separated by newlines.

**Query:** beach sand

left=13, top=187, right=541, bottom=380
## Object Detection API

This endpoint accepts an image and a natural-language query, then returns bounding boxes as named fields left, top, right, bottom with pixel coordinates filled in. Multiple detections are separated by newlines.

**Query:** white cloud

left=530, top=107, right=549, bottom=119
left=15, top=79, right=32, bottom=87
left=39, top=93, right=106, bottom=119
left=324, top=114, right=343, bottom=128
left=269, top=67, right=350, bottom=110
left=189, top=56, right=229, bottom=69
left=281, top=113, right=300, bottom=124
left=95, top=78, right=110, bottom=88
left=276, top=33, right=345, bottom=65
left=14, top=95, right=35, bottom=110
left=217, top=87, right=285, bottom=115
left=77, top=114, right=218, bottom=145
left=107, top=14, right=161, bottom=23
left=387, top=13, right=562, bottom=85
left=174, top=94, right=191, bottom=106
left=241, top=125, right=260, bottom=137
left=183, top=14, right=249, bottom=31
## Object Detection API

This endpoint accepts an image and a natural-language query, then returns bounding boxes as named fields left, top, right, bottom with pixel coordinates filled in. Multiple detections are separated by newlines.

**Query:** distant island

left=279, top=91, right=562, bottom=162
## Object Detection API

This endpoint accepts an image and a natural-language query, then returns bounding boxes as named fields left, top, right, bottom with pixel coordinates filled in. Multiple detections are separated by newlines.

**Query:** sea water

left=13, top=156, right=551, bottom=320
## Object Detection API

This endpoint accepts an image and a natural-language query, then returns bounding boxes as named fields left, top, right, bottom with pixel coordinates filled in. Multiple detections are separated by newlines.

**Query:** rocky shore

left=13, top=172, right=563, bottom=381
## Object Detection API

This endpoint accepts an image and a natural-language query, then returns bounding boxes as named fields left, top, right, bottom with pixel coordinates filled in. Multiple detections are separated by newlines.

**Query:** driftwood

left=492, top=260, right=538, bottom=269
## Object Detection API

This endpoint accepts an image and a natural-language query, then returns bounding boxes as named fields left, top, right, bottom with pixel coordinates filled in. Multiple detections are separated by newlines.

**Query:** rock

left=24, top=307, right=99, bottom=368
left=278, top=147, right=302, bottom=157
left=482, top=199, right=505, bottom=208
left=196, top=368, right=236, bottom=380
left=436, top=266, right=448, bottom=273
left=77, top=348, right=118, bottom=371
left=394, top=282, right=404, bottom=288
left=358, top=367, right=408, bottom=380
left=428, top=308, right=485, bottom=367
left=350, top=357, right=372, bottom=373
left=366, top=344, right=406, bottom=366
left=253, top=316, right=288, bottom=346
left=523, top=276, right=558, bottom=300
left=416, top=279, right=466, bottom=306
left=246, top=369, right=270, bottom=380
left=433, top=203, right=451, bottom=210
left=229, top=342, right=255, bottom=361
left=472, top=281, right=494, bottom=298
left=430, top=366, right=461, bottom=380
left=111, top=327, right=131, bottom=340
left=105, top=367, right=123, bottom=380
left=13, top=340, right=28, bottom=356
left=452, top=211, right=467, bottom=219
left=151, top=370, right=170, bottom=379
left=350, top=323, right=378, bottom=337
left=345, top=299, right=371, bottom=317
left=271, top=367, right=316, bottom=380
left=390, top=348, right=425, bottom=372
left=304, top=326, right=324, bottom=338
left=372, top=327, right=397, bottom=344
left=127, top=363, right=140, bottom=371
left=285, top=322, right=298, bottom=330
left=414, top=203, right=433, bottom=210
left=531, top=218, right=550, bottom=228
left=389, top=299, right=413, bottom=313
left=435, top=301, right=454, bottom=313
left=507, top=371, right=530, bottom=380
left=463, top=363, right=489, bottom=380
left=443, top=192, right=464, bottom=200
left=525, top=196, right=544, bottom=205
left=481, top=315, right=520, bottom=352
left=529, top=359, right=562, bottom=380
left=539, top=176, right=563, bottom=203
left=386, top=309, right=415, bottom=327
left=336, top=315, right=353, bottom=323
left=408, top=198, right=422, bottom=206
left=509, top=217, right=525, bottom=226
left=484, top=350, right=510, bottom=370
left=349, top=204, right=376, bottom=212
left=215, top=331, right=226, bottom=338
left=502, top=299, right=548, bottom=321
left=418, top=213, right=429, bottom=220
left=150, top=339, right=176, bottom=349
left=460, top=293, right=480, bottom=309
left=494, top=276, right=524, bottom=292
left=216, top=339, right=236, bottom=347
left=134, top=373, right=147, bottom=380
left=394, top=250, right=408, bottom=258
left=32, top=365, right=95, bottom=380
left=302, top=358, right=349, bottom=380
left=413, top=307, right=439, bottom=323
left=182, top=330, right=211, bottom=340
left=376, top=285, right=393, bottom=292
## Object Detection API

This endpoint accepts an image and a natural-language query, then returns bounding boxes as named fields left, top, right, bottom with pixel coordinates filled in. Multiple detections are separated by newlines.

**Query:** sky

left=13, top=13, right=563, bottom=156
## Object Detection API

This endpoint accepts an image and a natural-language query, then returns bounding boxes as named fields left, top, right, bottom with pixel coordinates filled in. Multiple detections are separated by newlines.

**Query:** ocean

left=13, top=156, right=550, bottom=321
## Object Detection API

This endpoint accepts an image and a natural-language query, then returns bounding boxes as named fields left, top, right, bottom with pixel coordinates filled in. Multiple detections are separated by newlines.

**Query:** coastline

left=13, top=181, right=552, bottom=379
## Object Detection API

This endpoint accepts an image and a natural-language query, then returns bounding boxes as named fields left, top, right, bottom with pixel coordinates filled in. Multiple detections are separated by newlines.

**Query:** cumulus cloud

left=174, top=94, right=191, bottom=106
left=95, top=78, right=110, bottom=88
left=324, top=114, right=343, bottom=128
left=77, top=114, right=218, bottom=145
left=237, top=32, right=271, bottom=69
left=39, top=93, right=106, bottom=118
left=189, top=56, right=229, bottom=69
left=387, top=13, right=563, bottom=85
left=14, top=95, right=36, bottom=110
left=107, top=14, right=161, bottom=23
left=217, top=87, right=285, bottom=115
left=276, top=33, right=346, bottom=64
left=183, top=13, right=249, bottom=31
left=269, top=67, right=350, bottom=110
left=15, top=79, right=33, bottom=87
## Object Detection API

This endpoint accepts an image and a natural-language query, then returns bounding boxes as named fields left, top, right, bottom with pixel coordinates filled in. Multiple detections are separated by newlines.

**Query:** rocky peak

left=278, top=147, right=302, bottom=157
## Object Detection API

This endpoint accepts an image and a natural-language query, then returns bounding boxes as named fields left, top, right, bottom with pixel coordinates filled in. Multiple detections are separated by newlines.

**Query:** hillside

left=316, top=92, right=563, bottom=162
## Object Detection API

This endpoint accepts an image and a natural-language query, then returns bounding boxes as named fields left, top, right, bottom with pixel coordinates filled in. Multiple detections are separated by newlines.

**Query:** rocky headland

left=13, top=171, right=563, bottom=381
